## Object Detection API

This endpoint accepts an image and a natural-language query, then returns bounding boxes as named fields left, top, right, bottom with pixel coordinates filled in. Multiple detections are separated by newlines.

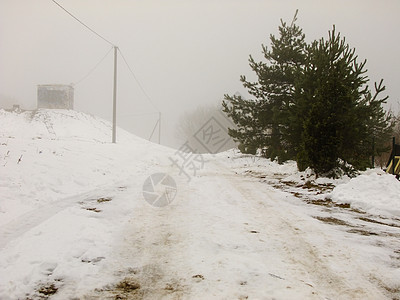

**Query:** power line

left=119, top=112, right=160, bottom=118
left=74, top=46, right=114, bottom=86
left=148, top=118, right=160, bottom=141
left=51, top=0, right=115, bottom=47
left=118, top=48, right=160, bottom=113
left=51, top=0, right=161, bottom=143
left=118, top=48, right=161, bottom=144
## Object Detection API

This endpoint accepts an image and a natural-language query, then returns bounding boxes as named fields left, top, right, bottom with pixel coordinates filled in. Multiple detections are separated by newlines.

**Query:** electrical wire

left=119, top=112, right=160, bottom=118
left=51, top=0, right=115, bottom=47
left=74, top=46, right=114, bottom=86
left=118, top=48, right=160, bottom=113
left=50, top=0, right=158, bottom=112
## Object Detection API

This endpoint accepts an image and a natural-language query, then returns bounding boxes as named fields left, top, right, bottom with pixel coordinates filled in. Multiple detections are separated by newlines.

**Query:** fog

left=1, top=0, right=399, bottom=148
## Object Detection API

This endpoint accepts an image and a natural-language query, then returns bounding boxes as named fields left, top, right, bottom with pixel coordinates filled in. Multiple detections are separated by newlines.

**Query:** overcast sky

left=1, top=0, right=399, bottom=148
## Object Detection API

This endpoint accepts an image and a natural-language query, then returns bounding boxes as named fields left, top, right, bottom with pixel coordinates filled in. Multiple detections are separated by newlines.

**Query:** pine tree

left=223, top=15, right=393, bottom=176
left=356, top=80, right=394, bottom=168
left=221, top=93, right=264, bottom=154
left=223, top=10, right=306, bottom=160
left=292, top=26, right=393, bottom=176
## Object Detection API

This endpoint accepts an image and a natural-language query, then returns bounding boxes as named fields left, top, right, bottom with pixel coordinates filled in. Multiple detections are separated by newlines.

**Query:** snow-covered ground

left=0, top=109, right=399, bottom=299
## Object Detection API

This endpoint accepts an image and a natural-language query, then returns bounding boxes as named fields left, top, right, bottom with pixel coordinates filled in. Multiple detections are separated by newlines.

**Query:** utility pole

left=158, top=112, right=161, bottom=144
left=112, top=46, right=118, bottom=143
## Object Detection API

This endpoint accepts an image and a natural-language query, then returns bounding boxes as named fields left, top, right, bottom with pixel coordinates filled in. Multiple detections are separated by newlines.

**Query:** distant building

left=37, top=84, right=74, bottom=109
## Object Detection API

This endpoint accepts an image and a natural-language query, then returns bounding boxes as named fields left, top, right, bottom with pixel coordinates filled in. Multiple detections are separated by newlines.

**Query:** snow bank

left=215, top=149, right=298, bottom=177
left=329, top=170, right=400, bottom=217
left=219, top=149, right=400, bottom=219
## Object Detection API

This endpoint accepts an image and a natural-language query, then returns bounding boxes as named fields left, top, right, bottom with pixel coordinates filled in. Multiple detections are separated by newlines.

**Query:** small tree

left=223, top=10, right=306, bottom=160
left=391, top=110, right=400, bottom=142
left=376, top=109, right=400, bottom=167
left=293, top=26, right=393, bottom=176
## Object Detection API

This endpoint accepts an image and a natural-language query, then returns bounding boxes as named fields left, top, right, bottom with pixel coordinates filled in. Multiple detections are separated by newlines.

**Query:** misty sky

left=1, top=0, right=399, bottom=148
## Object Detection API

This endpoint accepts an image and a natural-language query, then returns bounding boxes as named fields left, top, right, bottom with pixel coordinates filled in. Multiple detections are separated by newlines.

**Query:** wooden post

left=392, top=137, right=396, bottom=175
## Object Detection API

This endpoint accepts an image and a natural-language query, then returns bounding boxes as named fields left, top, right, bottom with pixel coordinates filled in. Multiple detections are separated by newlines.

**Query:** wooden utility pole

left=112, top=46, right=118, bottom=143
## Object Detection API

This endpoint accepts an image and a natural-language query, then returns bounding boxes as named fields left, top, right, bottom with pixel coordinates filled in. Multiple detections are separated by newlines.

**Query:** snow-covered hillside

left=0, top=109, right=399, bottom=299
left=0, top=109, right=174, bottom=227
left=0, top=109, right=175, bottom=298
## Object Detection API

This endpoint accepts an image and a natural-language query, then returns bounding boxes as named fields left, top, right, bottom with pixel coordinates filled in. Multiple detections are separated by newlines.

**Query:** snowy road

left=88, top=159, right=393, bottom=299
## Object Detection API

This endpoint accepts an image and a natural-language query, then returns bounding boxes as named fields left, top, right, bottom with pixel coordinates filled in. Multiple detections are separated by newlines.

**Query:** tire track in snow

left=0, top=186, right=121, bottom=250
left=88, top=166, right=193, bottom=299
